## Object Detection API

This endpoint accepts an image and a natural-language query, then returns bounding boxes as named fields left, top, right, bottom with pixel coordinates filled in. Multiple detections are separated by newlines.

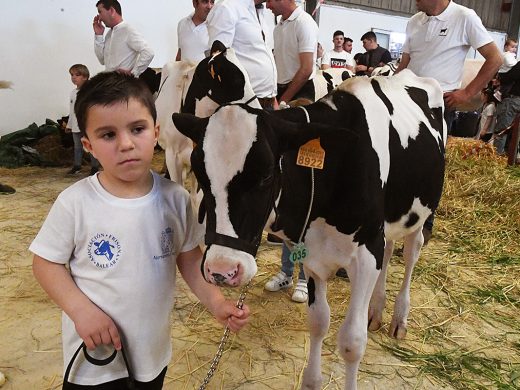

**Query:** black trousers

left=277, top=78, right=315, bottom=102
left=64, top=366, right=167, bottom=390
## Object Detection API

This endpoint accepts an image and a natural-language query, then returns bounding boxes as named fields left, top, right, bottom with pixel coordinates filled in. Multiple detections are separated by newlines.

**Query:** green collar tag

left=289, top=242, right=308, bottom=264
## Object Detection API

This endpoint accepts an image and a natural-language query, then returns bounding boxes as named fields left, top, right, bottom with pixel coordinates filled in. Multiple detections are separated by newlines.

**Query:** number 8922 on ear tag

left=296, top=138, right=325, bottom=169
left=289, top=242, right=308, bottom=264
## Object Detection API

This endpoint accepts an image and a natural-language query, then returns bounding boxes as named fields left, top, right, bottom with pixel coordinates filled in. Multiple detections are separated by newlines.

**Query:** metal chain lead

left=197, top=282, right=250, bottom=390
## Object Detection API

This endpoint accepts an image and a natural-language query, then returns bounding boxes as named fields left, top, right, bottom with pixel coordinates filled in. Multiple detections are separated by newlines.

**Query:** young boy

left=31, top=71, right=250, bottom=389
left=65, top=64, right=100, bottom=175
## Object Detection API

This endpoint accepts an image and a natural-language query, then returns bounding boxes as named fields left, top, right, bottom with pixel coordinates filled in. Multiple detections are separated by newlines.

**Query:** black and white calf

left=155, top=41, right=260, bottom=185
left=172, top=69, right=446, bottom=389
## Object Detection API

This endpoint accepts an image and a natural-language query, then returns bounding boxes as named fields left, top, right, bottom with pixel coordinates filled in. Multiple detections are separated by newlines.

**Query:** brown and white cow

left=172, top=69, right=446, bottom=389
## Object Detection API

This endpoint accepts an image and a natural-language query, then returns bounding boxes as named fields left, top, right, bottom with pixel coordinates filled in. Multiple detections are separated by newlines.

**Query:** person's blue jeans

left=281, top=243, right=305, bottom=280
left=72, top=132, right=100, bottom=168
left=72, top=132, right=83, bottom=168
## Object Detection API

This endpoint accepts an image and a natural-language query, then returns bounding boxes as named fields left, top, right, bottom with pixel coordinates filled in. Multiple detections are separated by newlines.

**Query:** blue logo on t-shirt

left=87, top=233, right=121, bottom=269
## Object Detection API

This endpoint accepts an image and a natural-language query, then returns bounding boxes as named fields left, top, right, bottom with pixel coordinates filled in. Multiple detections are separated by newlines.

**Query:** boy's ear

left=81, top=136, right=95, bottom=157
left=154, top=124, right=160, bottom=145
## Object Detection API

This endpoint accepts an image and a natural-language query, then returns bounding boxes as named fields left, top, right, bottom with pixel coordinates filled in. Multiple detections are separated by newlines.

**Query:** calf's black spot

left=307, top=277, right=316, bottom=306
left=405, top=212, right=419, bottom=228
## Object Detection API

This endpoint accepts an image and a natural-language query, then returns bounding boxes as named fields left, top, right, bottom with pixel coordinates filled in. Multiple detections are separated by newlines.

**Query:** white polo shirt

left=207, top=0, right=277, bottom=98
left=177, top=14, right=209, bottom=64
left=402, top=1, right=492, bottom=91
left=273, top=6, right=318, bottom=85
left=94, top=21, right=154, bottom=77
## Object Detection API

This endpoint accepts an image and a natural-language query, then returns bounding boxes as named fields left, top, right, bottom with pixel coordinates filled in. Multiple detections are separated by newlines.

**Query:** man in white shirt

left=176, top=0, right=214, bottom=64
left=394, top=0, right=502, bottom=244
left=321, top=30, right=355, bottom=71
left=395, top=0, right=501, bottom=119
left=207, top=0, right=277, bottom=108
left=93, top=0, right=154, bottom=78
left=267, top=0, right=318, bottom=105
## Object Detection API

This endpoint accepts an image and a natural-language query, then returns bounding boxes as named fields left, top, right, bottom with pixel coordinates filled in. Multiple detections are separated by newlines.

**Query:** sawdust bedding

left=1, top=139, right=519, bottom=390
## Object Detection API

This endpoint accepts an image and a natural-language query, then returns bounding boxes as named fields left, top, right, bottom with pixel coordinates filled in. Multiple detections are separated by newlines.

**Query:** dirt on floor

left=1, top=147, right=519, bottom=390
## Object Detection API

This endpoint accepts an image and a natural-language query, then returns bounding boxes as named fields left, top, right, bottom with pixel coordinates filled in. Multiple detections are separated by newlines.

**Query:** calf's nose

left=212, top=273, right=228, bottom=286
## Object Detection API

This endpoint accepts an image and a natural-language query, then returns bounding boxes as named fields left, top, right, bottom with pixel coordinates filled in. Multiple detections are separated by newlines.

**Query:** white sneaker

left=265, top=271, right=293, bottom=292
left=291, top=279, right=308, bottom=303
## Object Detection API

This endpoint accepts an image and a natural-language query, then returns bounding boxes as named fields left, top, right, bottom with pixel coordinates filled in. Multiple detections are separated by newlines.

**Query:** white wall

left=0, top=0, right=192, bottom=137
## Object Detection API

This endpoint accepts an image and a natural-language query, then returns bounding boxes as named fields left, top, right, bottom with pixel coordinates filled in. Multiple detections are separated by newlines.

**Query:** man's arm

left=279, top=52, right=314, bottom=103
left=394, top=52, right=410, bottom=74
left=32, top=255, right=121, bottom=350
left=444, top=42, right=502, bottom=108
left=127, top=29, right=155, bottom=77
left=177, top=247, right=250, bottom=332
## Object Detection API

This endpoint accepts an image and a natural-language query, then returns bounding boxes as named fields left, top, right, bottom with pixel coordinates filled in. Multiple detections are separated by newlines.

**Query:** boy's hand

left=212, top=300, right=250, bottom=333
left=73, top=305, right=122, bottom=351
left=64, top=128, right=72, bottom=134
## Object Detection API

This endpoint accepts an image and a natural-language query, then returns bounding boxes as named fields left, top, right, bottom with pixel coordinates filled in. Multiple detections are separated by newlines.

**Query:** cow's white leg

left=302, top=275, right=329, bottom=390
left=338, top=250, right=379, bottom=390
left=389, top=228, right=423, bottom=339
left=368, top=239, right=394, bottom=331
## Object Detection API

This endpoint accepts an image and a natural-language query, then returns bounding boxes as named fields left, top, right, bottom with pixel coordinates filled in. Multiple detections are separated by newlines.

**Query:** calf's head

left=182, top=40, right=259, bottom=115
left=172, top=105, right=346, bottom=286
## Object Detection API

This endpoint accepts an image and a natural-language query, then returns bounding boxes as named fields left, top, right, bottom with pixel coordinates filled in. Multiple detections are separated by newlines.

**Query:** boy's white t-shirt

left=29, top=171, right=203, bottom=385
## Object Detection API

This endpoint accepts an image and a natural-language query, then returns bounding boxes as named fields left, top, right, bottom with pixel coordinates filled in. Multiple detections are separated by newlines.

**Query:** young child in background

left=495, top=38, right=518, bottom=101
left=31, top=72, right=249, bottom=389
left=476, top=88, right=497, bottom=142
left=499, top=38, right=518, bottom=74
left=65, top=64, right=100, bottom=175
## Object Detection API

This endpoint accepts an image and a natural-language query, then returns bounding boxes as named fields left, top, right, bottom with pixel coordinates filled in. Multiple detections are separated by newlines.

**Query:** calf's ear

left=210, top=40, right=227, bottom=56
left=172, top=113, right=208, bottom=143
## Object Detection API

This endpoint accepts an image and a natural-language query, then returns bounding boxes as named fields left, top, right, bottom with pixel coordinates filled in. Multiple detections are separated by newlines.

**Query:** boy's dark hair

left=96, top=0, right=122, bottom=16
left=333, top=30, right=344, bottom=38
left=481, top=88, right=499, bottom=105
left=353, top=52, right=364, bottom=63
left=361, top=31, right=377, bottom=42
left=345, top=37, right=353, bottom=44
left=75, top=71, right=156, bottom=136
left=69, top=64, right=90, bottom=79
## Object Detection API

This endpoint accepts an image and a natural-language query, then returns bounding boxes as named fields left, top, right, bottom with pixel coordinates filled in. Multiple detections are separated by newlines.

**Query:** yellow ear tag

left=209, top=64, right=215, bottom=79
left=296, top=138, right=325, bottom=169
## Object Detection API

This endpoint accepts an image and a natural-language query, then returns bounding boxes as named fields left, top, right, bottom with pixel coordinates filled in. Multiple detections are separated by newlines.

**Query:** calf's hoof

left=301, top=370, right=322, bottom=390
left=389, top=319, right=408, bottom=339
left=368, top=307, right=383, bottom=331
